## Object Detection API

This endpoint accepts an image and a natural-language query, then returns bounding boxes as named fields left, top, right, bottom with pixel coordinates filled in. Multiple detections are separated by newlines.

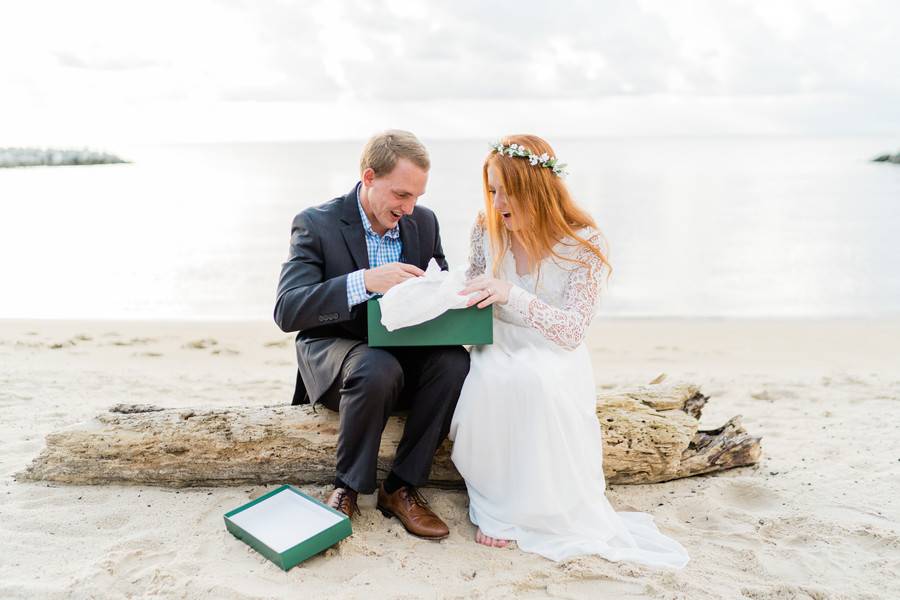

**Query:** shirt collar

left=356, top=182, right=400, bottom=239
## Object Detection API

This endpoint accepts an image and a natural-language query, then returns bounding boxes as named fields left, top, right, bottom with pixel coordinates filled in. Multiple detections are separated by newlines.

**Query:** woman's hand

left=459, top=274, right=513, bottom=308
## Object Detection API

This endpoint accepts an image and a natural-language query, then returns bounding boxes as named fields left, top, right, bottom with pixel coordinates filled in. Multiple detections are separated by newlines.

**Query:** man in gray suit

left=274, top=130, right=470, bottom=540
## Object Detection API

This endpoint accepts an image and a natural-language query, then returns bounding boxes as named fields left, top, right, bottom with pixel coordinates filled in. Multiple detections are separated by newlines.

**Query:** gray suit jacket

left=273, top=183, right=448, bottom=405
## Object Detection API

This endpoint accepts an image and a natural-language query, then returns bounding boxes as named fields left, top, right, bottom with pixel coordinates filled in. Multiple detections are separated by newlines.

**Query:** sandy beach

left=1, top=317, right=898, bottom=599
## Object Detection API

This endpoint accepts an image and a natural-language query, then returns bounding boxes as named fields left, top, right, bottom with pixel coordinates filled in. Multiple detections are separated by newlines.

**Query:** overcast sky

left=2, top=0, right=899, bottom=145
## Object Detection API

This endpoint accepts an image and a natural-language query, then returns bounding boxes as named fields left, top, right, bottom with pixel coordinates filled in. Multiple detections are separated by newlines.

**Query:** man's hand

left=364, top=262, right=425, bottom=294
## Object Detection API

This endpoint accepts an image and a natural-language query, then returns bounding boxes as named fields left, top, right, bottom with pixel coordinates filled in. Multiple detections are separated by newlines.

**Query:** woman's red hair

left=483, top=134, right=611, bottom=279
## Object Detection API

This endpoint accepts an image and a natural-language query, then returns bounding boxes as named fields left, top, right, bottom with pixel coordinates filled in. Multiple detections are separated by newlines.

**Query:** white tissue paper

left=378, top=258, right=472, bottom=331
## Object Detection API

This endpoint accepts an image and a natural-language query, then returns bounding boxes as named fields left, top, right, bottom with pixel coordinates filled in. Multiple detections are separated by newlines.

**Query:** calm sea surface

left=2, top=136, right=899, bottom=319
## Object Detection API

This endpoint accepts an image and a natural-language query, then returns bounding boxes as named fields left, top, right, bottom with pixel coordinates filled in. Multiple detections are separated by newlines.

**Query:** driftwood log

left=18, top=382, right=761, bottom=488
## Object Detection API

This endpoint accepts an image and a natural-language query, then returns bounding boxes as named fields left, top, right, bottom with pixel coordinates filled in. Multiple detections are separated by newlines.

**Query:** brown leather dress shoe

left=325, top=487, right=359, bottom=519
left=377, top=483, right=449, bottom=540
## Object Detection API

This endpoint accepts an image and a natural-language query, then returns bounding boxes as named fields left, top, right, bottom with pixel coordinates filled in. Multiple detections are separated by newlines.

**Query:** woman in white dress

left=449, top=135, right=689, bottom=569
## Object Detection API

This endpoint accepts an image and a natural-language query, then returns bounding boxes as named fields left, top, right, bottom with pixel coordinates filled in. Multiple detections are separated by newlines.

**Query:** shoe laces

left=333, top=488, right=360, bottom=516
left=401, top=486, right=430, bottom=509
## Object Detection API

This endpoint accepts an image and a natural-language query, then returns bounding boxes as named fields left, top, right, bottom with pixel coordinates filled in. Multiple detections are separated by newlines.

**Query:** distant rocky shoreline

left=0, top=147, right=129, bottom=168
left=872, top=151, right=900, bottom=164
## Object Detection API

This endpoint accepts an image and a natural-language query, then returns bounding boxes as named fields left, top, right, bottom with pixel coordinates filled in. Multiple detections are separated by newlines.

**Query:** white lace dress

left=448, top=218, right=690, bottom=568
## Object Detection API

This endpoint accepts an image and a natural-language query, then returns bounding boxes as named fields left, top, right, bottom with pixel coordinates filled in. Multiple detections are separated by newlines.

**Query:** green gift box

left=367, top=299, right=493, bottom=347
left=224, top=484, right=351, bottom=571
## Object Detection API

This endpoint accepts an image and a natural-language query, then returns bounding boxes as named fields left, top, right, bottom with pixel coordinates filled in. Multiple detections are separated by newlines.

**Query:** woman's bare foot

left=475, top=527, right=510, bottom=548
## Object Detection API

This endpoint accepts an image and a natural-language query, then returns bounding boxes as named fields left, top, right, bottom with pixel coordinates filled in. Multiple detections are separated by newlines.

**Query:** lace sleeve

left=465, top=213, right=487, bottom=280
left=506, top=234, right=605, bottom=350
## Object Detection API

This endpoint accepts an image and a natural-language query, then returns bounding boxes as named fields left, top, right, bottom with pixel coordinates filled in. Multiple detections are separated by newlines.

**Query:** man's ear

left=361, top=167, right=376, bottom=187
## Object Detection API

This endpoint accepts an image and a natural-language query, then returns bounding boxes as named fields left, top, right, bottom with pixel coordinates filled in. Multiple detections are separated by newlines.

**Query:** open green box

left=367, top=299, right=493, bottom=347
left=224, top=485, right=351, bottom=571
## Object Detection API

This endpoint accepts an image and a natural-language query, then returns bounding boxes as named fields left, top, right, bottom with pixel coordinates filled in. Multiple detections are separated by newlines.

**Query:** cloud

left=0, top=0, right=898, bottom=143
left=216, top=0, right=900, bottom=102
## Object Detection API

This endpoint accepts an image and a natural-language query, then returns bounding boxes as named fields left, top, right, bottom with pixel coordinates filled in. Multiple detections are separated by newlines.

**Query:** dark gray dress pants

left=318, top=343, right=470, bottom=494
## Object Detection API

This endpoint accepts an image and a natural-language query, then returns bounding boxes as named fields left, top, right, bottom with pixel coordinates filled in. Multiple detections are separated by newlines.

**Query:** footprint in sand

left=211, top=348, right=240, bottom=356
left=111, top=337, right=155, bottom=347
left=264, top=359, right=293, bottom=367
left=90, top=545, right=179, bottom=588
left=720, top=480, right=783, bottom=513
left=751, top=387, right=799, bottom=402
left=264, top=339, right=291, bottom=348
left=547, top=578, right=649, bottom=598
left=184, top=338, right=218, bottom=350
left=49, top=334, right=96, bottom=349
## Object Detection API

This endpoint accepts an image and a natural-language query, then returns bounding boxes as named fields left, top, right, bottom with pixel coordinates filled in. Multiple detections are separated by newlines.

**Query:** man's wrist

left=347, top=269, right=373, bottom=309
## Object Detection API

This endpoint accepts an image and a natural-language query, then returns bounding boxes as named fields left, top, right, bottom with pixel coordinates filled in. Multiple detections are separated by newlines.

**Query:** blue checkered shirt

left=346, top=185, right=403, bottom=309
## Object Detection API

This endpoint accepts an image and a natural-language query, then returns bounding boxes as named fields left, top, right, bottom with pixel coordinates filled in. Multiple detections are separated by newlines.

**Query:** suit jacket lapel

left=340, top=185, right=369, bottom=270
left=399, top=216, right=420, bottom=268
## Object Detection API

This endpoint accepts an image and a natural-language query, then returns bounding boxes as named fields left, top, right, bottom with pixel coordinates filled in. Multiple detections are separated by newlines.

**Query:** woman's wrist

left=506, top=285, right=531, bottom=310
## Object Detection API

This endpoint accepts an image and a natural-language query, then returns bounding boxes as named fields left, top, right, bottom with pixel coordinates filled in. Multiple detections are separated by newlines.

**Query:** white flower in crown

left=490, top=141, right=568, bottom=178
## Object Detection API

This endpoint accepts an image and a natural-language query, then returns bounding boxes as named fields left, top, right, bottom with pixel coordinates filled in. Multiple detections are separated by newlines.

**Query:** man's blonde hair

left=360, top=129, right=430, bottom=176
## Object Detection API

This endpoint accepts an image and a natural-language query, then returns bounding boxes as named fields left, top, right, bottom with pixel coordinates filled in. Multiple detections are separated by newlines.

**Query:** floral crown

left=490, top=141, right=568, bottom=178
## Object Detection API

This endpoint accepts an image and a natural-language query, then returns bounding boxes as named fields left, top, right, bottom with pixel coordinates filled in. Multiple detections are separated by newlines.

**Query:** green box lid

left=367, top=299, right=493, bottom=347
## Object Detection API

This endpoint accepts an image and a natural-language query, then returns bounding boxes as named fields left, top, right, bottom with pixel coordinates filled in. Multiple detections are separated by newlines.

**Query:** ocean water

left=2, top=136, right=899, bottom=320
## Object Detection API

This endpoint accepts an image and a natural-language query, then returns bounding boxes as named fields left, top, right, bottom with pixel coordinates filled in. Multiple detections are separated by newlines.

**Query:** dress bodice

left=466, top=214, right=606, bottom=350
